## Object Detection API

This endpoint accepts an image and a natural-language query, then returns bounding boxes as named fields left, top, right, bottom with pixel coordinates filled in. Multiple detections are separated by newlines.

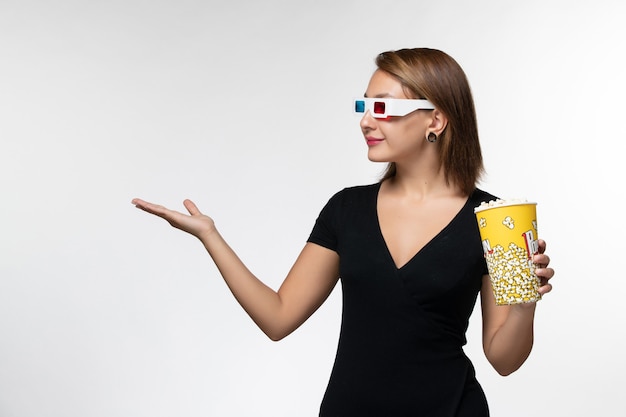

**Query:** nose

left=359, top=110, right=377, bottom=132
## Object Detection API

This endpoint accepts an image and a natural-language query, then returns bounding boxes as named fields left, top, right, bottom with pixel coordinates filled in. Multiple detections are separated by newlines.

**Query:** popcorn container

left=474, top=200, right=541, bottom=305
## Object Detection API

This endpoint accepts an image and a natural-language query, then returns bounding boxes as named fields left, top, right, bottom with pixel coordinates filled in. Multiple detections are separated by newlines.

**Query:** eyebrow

left=363, top=93, right=396, bottom=99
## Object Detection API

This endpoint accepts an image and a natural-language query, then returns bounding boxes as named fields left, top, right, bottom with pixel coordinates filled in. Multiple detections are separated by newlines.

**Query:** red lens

left=373, top=101, right=386, bottom=114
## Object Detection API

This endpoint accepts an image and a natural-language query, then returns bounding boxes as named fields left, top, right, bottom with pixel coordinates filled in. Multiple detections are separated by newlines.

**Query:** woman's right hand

left=131, top=198, right=216, bottom=241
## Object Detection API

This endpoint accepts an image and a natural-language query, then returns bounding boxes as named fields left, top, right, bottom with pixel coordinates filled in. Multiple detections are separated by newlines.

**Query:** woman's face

left=360, top=70, right=434, bottom=164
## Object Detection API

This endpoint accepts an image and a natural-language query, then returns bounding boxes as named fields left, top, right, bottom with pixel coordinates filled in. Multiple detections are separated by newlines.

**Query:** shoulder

left=325, top=183, right=380, bottom=204
left=470, top=188, right=499, bottom=206
left=309, top=183, right=379, bottom=244
left=335, top=182, right=380, bottom=195
left=316, top=183, right=379, bottom=218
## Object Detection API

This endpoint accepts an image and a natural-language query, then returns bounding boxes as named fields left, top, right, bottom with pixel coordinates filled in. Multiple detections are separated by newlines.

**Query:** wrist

left=510, top=301, right=537, bottom=319
left=199, top=226, right=226, bottom=252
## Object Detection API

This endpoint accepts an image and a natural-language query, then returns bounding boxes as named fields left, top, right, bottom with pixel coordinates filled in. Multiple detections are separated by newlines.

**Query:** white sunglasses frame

left=354, top=98, right=435, bottom=119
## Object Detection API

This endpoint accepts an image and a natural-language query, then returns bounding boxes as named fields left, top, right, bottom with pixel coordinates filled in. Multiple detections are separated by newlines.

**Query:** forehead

left=365, top=70, right=408, bottom=99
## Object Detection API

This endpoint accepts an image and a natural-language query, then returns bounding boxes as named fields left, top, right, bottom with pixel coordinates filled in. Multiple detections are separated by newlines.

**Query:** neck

left=386, top=161, right=462, bottom=199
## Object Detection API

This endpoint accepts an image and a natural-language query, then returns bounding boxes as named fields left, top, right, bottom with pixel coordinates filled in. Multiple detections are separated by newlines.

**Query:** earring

left=427, top=132, right=438, bottom=143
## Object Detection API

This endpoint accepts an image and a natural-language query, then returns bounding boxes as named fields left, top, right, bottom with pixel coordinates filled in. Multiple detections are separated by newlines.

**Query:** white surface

left=1, top=1, right=624, bottom=416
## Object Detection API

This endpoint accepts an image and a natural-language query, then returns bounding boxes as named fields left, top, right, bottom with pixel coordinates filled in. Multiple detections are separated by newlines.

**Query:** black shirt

left=308, top=183, right=496, bottom=417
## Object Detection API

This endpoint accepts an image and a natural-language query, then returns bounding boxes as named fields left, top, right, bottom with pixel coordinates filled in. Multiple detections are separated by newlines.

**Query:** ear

left=428, top=109, right=448, bottom=136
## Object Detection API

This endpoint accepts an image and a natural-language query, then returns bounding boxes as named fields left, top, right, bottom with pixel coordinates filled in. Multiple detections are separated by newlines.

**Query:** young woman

left=132, top=48, right=555, bottom=416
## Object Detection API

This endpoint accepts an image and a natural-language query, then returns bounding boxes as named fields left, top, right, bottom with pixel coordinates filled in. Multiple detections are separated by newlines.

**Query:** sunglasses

left=354, top=98, right=435, bottom=119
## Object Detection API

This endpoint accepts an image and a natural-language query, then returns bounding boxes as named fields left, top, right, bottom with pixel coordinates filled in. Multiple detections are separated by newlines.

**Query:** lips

left=366, top=137, right=384, bottom=146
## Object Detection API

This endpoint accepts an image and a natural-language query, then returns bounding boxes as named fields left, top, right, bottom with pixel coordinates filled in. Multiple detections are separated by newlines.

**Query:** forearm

left=200, top=228, right=285, bottom=339
left=484, top=304, right=536, bottom=376
left=131, top=198, right=338, bottom=340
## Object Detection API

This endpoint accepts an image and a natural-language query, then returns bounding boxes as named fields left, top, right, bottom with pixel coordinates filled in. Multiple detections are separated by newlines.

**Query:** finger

left=536, top=266, right=555, bottom=279
left=183, top=199, right=201, bottom=216
left=132, top=199, right=172, bottom=218
left=537, top=239, right=547, bottom=254
left=132, top=198, right=157, bottom=212
left=538, top=283, right=553, bottom=295
left=533, top=253, right=550, bottom=268
left=131, top=198, right=148, bottom=207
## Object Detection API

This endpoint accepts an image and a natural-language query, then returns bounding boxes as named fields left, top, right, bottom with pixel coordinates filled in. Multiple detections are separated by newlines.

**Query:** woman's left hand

left=533, top=239, right=555, bottom=295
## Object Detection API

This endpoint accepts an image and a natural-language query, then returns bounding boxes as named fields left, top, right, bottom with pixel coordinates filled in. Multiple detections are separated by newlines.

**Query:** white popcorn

left=474, top=198, right=532, bottom=213
left=485, top=242, right=541, bottom=305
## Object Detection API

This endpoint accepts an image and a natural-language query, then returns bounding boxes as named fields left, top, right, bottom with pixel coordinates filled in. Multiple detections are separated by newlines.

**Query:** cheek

left=399, top=124, right=425, bottom=142
left=383, top=124, right=417, bottom=142
left=378, top=118, right=424, bottom=144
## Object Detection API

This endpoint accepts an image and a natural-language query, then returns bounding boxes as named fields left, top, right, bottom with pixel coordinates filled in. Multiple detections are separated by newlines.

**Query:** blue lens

left=354, top=100, right=365, bottom=113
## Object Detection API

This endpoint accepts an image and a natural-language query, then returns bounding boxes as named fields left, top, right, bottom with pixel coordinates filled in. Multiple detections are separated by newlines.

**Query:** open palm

left=132, top=198, right=216, bottom=240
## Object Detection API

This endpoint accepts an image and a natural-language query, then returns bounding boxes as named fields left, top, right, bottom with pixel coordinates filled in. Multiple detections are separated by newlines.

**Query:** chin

left=367, top=152, right=390, bottom=163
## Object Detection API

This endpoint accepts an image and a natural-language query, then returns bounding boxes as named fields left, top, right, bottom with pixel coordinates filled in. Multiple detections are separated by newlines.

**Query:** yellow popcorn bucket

left=474, top=201, right=541, bottom=305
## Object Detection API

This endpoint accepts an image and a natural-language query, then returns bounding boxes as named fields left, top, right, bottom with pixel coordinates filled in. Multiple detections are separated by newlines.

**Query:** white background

left=1, top=1, right=624, bottom=416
